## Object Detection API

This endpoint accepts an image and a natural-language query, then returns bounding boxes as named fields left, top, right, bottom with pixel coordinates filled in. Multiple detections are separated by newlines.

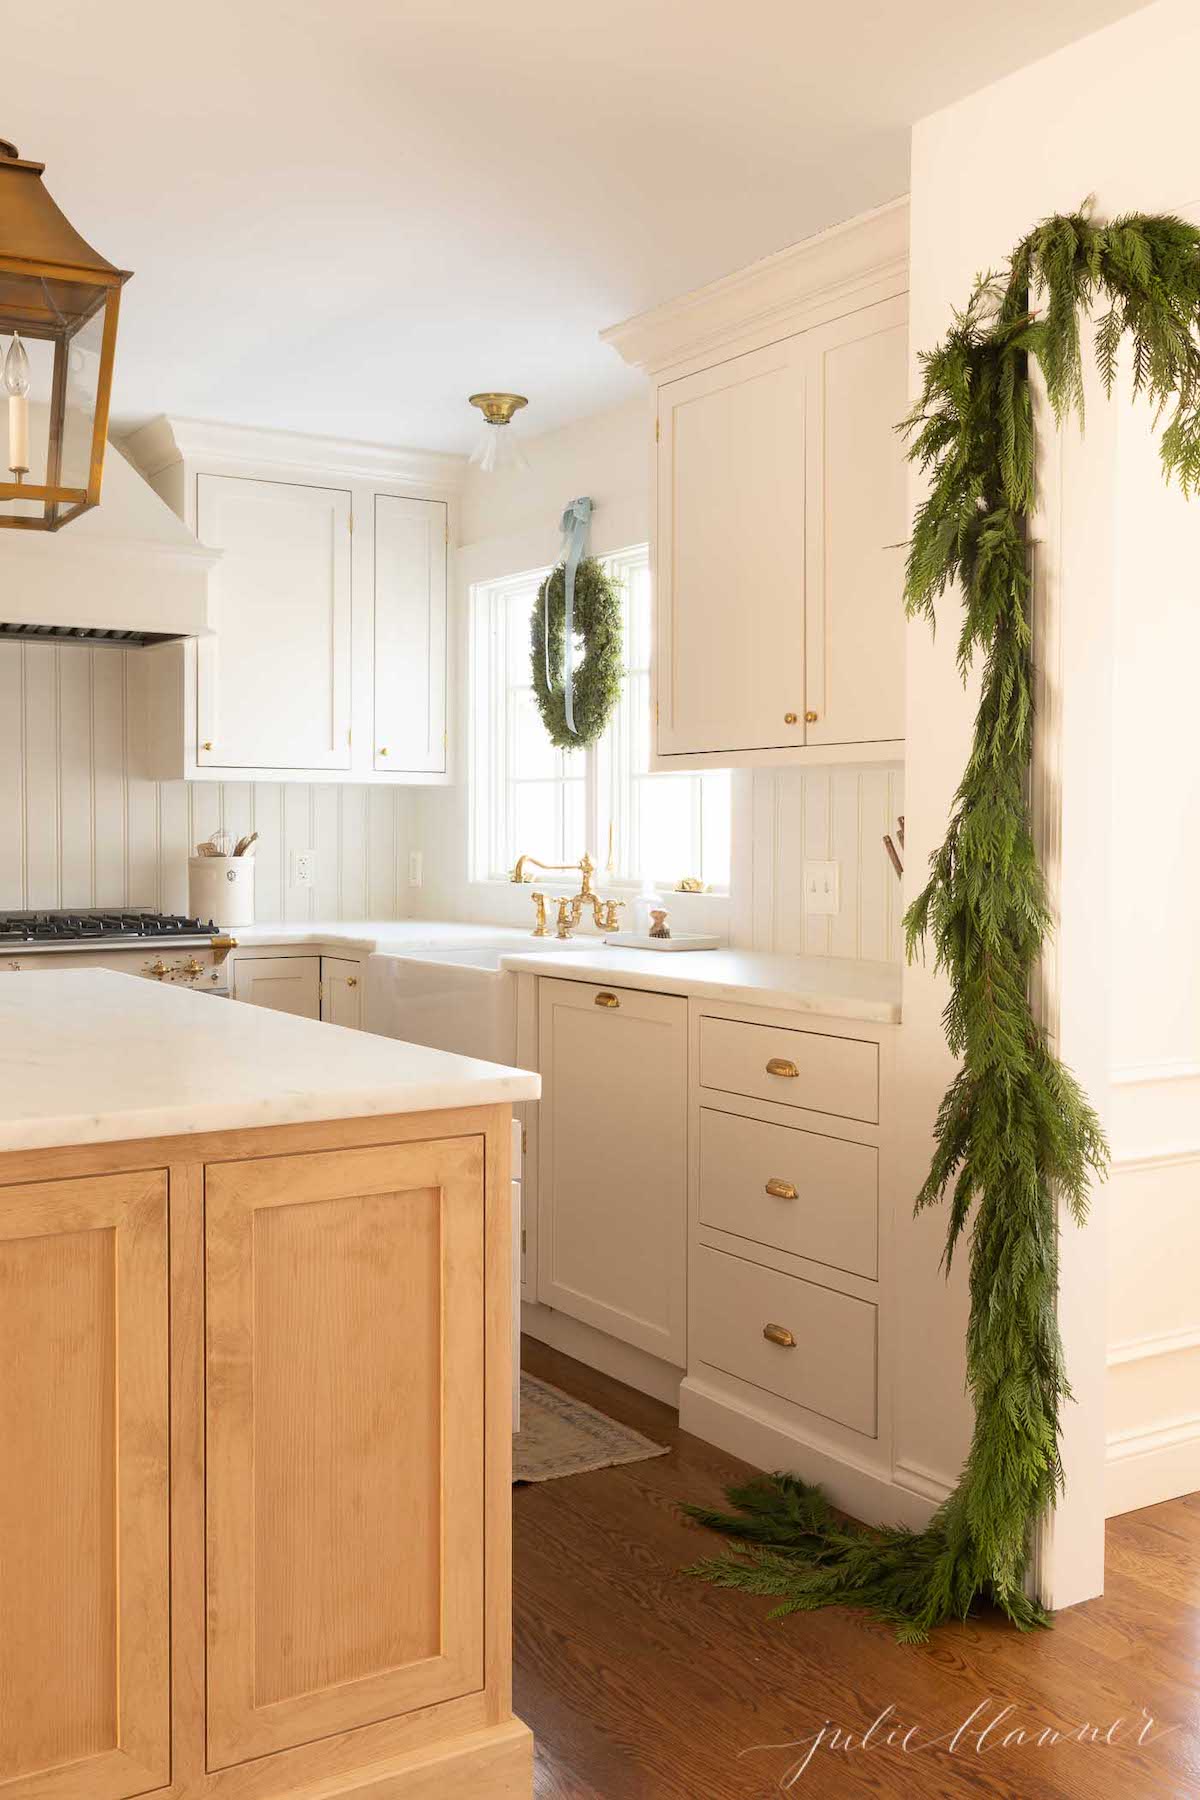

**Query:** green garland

left=531, top=557, right=624, bottom=748
left=685, top=204, right=1200, bottom=1640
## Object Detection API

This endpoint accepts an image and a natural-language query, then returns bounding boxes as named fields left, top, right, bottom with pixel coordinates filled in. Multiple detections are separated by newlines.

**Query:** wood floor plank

left=514, top=1336, right=1200, bottom=1799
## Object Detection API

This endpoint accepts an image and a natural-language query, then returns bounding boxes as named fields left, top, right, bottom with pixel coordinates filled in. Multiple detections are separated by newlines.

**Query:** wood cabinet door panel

left=195, top=474, right=352, bottom=772
left=0, top=1170, right=169, bottom=1800
left=204, top=1137, right=485, bottom=1769
left=656, top=340, right=806, bottom=757
left=374, top=495, right=448, bottom=774
left=537, top=979, right=687, bottom=1364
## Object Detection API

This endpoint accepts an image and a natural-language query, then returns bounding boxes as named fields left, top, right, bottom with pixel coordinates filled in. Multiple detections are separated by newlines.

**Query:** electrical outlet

left=803, top=859, right=840, bottom=916
left=289, top=849, right=315, bottom=889
left=408, top=850, right=423, bottom=887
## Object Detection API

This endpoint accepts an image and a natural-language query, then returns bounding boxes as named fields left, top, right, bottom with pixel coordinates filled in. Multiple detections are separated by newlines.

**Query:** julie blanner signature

left=742, top=1700, right=1176, bottom=1787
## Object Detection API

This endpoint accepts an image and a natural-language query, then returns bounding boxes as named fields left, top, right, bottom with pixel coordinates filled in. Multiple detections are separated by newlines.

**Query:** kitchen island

left=0, top=971, right=538, bottom=1800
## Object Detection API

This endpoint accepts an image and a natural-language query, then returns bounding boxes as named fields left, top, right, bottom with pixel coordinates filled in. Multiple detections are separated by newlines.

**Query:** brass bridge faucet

left=510, top=851, right=625, bottom=939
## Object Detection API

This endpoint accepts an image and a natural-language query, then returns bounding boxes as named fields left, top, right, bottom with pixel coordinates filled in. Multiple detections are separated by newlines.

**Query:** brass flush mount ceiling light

left=0, top=138, right=132, bottom=531
left=468, top=391, right=529, bottom=474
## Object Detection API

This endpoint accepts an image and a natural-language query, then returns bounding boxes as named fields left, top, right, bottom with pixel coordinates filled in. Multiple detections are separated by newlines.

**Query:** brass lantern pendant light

left=0, top=138, right=131, bottom=531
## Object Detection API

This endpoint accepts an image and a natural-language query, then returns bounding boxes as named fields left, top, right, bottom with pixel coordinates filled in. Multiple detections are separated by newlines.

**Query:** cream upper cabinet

left=803, top=297, right=908, bottom=748
left=124, top=417, right=456, bottom=786
left=537, top=977, right=688, bottom=1365
left=603, top=198, right=909, bottom=770
left=196, top=474, right=353, bottom=772
left=374, top=494, right=447, bottom=773
left=656, top=340, right=807, bottom=756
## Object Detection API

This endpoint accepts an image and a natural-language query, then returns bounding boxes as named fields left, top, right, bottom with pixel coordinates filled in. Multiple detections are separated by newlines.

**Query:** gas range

left=0, top=910, right=237, bottom=993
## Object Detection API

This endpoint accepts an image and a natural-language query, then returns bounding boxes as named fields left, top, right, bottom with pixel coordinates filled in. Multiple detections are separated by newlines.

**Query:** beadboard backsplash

left=0, top=644, right=413, bottom=921
left=740, top=765, right=905, bottom=963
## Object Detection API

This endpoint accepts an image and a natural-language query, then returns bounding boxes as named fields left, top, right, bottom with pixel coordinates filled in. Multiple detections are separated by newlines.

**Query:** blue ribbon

left=548, top=496, right=592, bottom=736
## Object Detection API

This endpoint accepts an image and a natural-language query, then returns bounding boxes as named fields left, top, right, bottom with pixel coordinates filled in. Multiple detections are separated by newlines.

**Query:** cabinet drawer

left=699, top=1016, right=878, bottom=1122
left=691, top=1245, right=876, bottom=1436
left=699, top=1108, right=877, bottom=1278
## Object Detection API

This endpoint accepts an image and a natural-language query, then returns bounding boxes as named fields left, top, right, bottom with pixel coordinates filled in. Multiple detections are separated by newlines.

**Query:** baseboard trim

left=678, top=1376, right=939, bottom=1530
left=1105, top=1415, right=1200, bottom=1517
left=296, top=1719, right=533, bottom=1799
left=521, top=1303, right=683, bottom=1406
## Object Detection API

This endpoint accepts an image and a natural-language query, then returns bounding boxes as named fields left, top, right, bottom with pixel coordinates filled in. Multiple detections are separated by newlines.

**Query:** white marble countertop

left=236, top=920, right=902, bottom=1024
left=497, top=945, right=901, bottom=1023
left=0, top=970, right=540, bottom=1154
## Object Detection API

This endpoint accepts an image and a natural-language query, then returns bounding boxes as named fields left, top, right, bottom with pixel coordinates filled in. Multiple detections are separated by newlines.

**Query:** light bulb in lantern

left=4, top=333, right=31, bottom=476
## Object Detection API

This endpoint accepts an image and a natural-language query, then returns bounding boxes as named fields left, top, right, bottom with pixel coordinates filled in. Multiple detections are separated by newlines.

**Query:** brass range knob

left=183, top=957, right=204, bottom=977
left=146, top=959, right=168, bottom=980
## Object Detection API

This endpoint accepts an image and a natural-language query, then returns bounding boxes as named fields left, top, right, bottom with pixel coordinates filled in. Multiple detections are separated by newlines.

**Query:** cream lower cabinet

left=321, top=956, right=365, bottom=1029
left=233, top=953, right=321, bottom=1017
left=536, top=977, right=688, bottom=1366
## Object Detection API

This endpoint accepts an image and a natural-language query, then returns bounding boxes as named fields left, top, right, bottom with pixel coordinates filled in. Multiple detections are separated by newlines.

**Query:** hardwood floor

left=514, top=1337, right=1200, bottom=1799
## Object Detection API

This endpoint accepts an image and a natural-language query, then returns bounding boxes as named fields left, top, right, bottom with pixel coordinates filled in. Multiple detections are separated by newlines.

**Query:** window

left=471, top=545, right=731, bottom=890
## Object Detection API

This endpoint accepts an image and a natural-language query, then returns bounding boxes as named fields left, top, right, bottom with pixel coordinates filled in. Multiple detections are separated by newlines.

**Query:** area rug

left=513, top=1374, right=670, bottom=1484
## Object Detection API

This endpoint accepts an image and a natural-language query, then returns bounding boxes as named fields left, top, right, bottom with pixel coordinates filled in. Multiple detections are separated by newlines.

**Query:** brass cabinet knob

left=379, top=746, right=388, bottom=756
left=346, top=976, right=358, bottom=988
left=805, top=711, right=819, bottom=723
left=594, top=991, right=620, bottom=1008
left=202, top=741, right=214, bottom=751
left=765, top=1178, right=798, bottom=1200
left=762, top=1323, right=797, bottom=1349
left=765, top=1056, right=799, bottom=1078
left=783, top=711, right=798, bottom=725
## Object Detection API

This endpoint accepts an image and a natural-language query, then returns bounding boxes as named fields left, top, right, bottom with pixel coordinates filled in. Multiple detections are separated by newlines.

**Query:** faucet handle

left=600, top=898, right=625, bottom=932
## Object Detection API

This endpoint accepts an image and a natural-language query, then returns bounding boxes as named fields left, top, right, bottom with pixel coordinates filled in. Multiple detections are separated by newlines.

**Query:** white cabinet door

left=374, top=495, right=447, bottom=774
left=802, top=296, right=908, bottom=747
left=196, top=475, right=352, bottom=771
left=656, top=339, right=806, bottom=758
left=537, top=978, right=687, bottom=1365
left=320, top=956, right=363, bottom=1029
left=232, top=955, right=321, bottom=1018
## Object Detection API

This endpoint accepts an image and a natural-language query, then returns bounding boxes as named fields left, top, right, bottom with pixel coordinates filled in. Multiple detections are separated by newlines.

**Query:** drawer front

left=691, top=1245, right=877, bottom=1436
left=699, top=1108, right=877, bottom=1278
left=699, top=1016, right=878, bottom=1123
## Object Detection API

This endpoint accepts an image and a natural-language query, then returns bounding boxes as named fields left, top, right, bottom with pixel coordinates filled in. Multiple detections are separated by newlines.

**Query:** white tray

left=603, top=931, right=721, bottom=952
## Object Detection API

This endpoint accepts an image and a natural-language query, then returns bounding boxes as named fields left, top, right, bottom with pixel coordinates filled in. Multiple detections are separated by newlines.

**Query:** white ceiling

left=7, top=0, right=1149, bottom=453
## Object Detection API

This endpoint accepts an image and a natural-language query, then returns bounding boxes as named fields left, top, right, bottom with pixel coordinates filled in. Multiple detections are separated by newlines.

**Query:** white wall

left=907, top=0, right=1200, bottom=1580
left=413, top=399, right=905, bottom=957
left=0, top=642, right=414, bottom=922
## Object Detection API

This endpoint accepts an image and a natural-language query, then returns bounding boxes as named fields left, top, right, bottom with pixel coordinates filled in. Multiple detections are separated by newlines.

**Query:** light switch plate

left=290, top=849, right=315, bottom=889
left=803, top=859, right=840, bottom=916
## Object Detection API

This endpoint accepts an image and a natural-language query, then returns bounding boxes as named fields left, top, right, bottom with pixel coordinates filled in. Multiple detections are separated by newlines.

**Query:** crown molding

left=602, top=195, right=910, bottom=376
left=119, top=414, right=467, bottom=493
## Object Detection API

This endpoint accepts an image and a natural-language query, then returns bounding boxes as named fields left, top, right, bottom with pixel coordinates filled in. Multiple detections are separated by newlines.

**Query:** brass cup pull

left=763, top=1323, right=797, bottom=1349
left=765, top=1178, right=798, bottom=1200
left=765, top=1057, right=799, bottom=1078
left=594, top=991, right=620, bottom=1008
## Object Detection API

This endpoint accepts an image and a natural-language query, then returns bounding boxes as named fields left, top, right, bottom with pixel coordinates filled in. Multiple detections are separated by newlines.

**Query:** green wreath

left=530, top=557, right=624, bottom=748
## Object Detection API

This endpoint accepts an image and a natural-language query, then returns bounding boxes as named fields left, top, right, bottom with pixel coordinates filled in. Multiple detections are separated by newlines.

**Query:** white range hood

left=0, top=429, right=217, bottom=646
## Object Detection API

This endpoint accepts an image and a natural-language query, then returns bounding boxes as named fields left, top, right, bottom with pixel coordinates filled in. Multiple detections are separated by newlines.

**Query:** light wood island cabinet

left=0, top=972, right=535, bottom=1800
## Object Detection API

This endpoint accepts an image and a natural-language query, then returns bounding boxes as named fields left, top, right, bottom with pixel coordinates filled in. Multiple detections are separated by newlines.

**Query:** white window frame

left=469, top=545, right=730, bottom=893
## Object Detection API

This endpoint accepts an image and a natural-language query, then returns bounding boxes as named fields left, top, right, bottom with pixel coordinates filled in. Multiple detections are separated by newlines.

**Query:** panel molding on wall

left=0, top=643, right=412, bottom=921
